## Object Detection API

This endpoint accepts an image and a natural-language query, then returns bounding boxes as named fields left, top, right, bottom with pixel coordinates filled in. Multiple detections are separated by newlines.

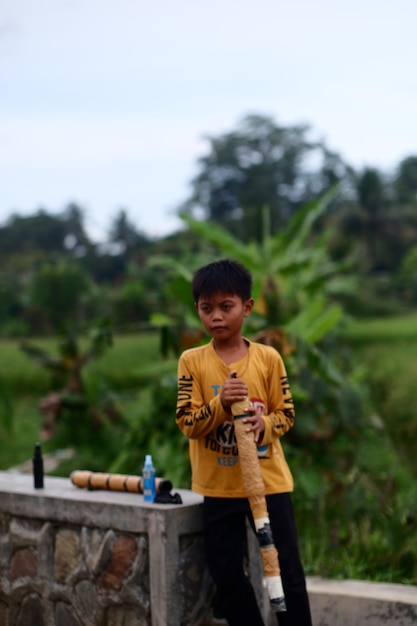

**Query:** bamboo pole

left=70, top=470, right=172, bottom=495
left=231, top=399, right=286, bottom=613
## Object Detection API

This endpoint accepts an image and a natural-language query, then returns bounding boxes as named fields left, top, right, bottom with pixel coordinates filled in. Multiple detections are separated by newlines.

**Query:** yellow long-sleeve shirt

left=176, top=338, right=294, bottom=497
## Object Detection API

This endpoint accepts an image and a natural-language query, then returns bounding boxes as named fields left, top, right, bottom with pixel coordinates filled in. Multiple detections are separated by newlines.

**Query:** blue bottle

left=142, top=454, right=156, bottom=502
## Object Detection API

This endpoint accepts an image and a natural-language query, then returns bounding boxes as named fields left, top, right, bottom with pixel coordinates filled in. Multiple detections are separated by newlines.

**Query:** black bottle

left=33, top=442, right=44, bottom=489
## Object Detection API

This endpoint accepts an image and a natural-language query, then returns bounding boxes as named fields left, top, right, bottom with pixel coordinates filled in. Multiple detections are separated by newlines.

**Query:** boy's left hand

left=242, top=402, right=265, bottom=444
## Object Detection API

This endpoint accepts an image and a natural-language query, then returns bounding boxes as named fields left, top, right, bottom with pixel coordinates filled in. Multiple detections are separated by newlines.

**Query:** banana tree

left=20, top=320, right=120, bottom=442
left=148, top=188, right=360, bottom=436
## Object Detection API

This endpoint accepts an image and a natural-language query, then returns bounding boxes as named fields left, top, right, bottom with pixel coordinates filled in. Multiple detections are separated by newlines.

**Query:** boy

left=176, top=259, right=312, bottom=626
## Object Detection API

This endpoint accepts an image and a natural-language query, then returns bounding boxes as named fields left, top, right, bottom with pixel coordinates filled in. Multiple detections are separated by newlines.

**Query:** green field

left=344, top=313, right=417, bottom=476
left=0, top=332, right=162, bottom=393
left=0, top=331, right=163, bottom=469
left=345, top=312, right=417, bottom=339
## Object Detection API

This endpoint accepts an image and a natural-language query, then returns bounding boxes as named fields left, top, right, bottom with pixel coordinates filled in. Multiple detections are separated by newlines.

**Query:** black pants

left=202, top=493, right=313, bottom=626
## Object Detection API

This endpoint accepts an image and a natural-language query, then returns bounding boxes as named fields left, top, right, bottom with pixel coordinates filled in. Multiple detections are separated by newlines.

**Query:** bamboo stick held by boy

left=231, top=391, right=286, bottom=613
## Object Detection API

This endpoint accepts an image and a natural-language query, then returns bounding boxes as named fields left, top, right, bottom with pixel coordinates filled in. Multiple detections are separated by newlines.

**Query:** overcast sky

left=1, top=0, right=416, bottom=240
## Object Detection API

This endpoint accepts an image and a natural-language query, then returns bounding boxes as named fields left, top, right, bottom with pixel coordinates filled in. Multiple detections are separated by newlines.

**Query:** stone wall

left=0, top=472, right=217, bottom=626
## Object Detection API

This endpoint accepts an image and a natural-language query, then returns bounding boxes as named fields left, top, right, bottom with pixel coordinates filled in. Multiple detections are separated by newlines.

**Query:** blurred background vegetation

left=0, top=114, right=416, bottom=585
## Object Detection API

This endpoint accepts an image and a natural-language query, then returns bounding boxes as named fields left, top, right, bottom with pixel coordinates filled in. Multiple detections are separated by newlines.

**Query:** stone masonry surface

left=0, top=472, right=215, bottom=626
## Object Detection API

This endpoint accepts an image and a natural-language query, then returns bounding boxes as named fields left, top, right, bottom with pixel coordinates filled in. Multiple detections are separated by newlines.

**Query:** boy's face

left=195, top=291, right=254, bottom=342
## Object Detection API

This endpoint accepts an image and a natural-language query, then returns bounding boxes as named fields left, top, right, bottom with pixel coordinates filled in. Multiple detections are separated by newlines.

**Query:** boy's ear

left=243, top=298, right=254, bottom=317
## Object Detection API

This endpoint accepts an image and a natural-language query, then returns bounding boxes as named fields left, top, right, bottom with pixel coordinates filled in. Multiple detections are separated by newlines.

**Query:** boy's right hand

left=220, top=370, right=249, bottom=413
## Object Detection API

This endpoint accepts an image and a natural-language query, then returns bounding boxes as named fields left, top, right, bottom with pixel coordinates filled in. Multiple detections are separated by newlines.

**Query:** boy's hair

left=192, top=259, right=252, bottom=303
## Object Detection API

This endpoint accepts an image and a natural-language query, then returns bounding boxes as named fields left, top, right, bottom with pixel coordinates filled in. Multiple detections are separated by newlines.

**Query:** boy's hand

left=242, top=402, right=265, bottom=444
left=220, top=372, right=265, bottom=443
left=221, top=370, right=249, bottom=413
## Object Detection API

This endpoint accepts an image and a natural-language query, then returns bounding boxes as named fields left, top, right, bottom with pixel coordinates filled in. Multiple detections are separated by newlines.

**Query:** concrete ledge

left=0, top=471, right=203, bottom=533
left=307, top=576, right=417, bottom=626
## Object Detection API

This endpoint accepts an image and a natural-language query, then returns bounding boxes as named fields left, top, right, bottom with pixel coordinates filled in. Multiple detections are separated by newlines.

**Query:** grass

left=93, top=331, right=163, bottom=388
left=0, top=337, right=51, bottom=394
left=0, top=395, right=43, bottom=470
left=343, top=312, right=417, bottom=343
left=344, top=313, right=417, bottom=476
left=0, top=330, right=163, bottom=472
left=0, top=331, right=162, bottom=394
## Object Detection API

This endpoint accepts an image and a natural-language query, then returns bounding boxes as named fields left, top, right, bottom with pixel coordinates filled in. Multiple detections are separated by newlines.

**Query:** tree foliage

left=0, top=211, right=68, bottom=257
left=394, top=156, right=417, bottom=204
left=1, top=115, right=417, bottom=339
left=182, top=114, right=353, bottom=241
left=29, top=259, right=92, bottom=331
